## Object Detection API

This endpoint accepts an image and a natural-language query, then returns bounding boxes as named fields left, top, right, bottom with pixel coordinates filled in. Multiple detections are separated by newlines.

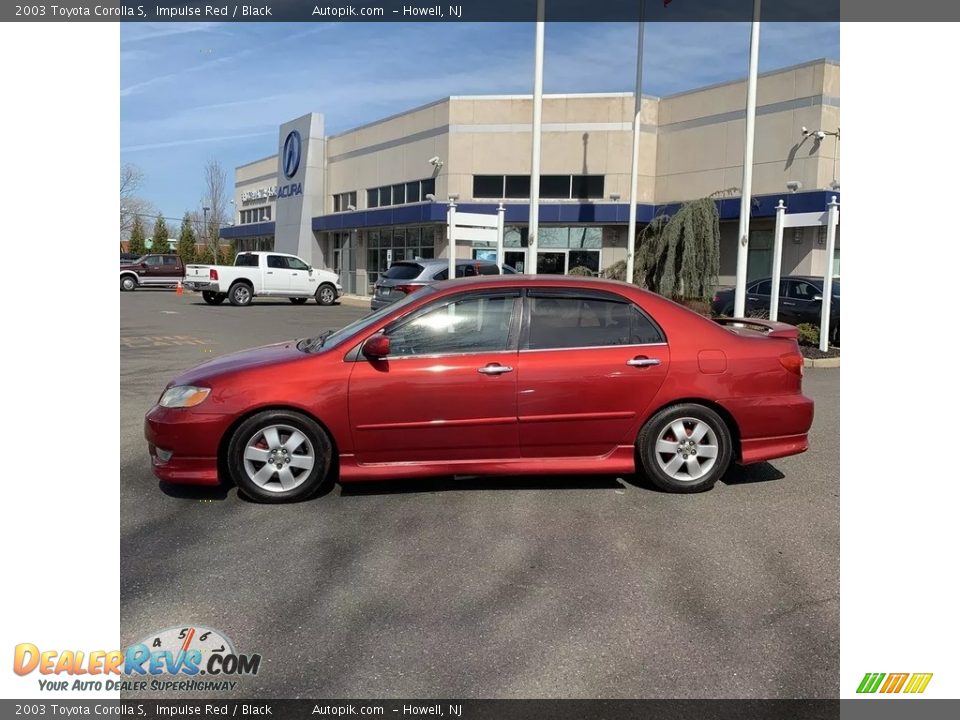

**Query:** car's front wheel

left=120, top=275, right=137, bottom=292
left=202, top=291, right=226, bottom=305
left=315, top=284, right=337, bottom=306
left=226, top=410, right=333, bottom=503
left=637, top=403, right=733, bottom=493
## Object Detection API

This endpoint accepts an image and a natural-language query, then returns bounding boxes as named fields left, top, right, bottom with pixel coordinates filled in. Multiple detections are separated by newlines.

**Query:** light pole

left=446, top=195, right=459, bottom=280
left=733, top=0, right=762, bottom=318
left=625, top=0, right=646, bottom=285
left=527, top=0, right=545, bottom=275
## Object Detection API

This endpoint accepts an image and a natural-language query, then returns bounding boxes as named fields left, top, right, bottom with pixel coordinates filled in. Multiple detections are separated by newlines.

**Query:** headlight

left=159, top=385, right=211, bottom=408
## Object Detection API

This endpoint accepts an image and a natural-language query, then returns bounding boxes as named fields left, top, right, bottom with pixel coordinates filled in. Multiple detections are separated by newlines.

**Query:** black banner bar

left=5, top=0, right=956, bottom=23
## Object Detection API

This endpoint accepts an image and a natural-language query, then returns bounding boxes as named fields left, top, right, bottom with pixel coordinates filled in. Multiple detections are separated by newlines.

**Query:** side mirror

left=309, top=268, right=314, bottom=276
left=362, top=334, right=391, bottom=361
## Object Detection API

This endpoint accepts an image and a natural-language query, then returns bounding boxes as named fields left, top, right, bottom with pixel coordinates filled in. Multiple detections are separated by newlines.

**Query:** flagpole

left=527, top=0, right=545, bottom=274
left=625, top=1, right=646, bottom=286
left=733, top=0, right=761, bottom=317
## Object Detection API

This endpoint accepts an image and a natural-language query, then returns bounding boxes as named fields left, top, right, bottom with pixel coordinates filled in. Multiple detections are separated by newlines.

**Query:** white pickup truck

left=184, top=251, right=342, bottom=307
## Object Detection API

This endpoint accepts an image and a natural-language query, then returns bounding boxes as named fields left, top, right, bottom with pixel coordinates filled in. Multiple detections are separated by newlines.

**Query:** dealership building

left=222, top=59, right=840, bottom=296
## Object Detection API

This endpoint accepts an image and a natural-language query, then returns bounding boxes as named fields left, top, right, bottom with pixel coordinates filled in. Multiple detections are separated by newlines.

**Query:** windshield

left=300, top=287, right=435, bottom=353
left=382, top=263, right=423, bottom=280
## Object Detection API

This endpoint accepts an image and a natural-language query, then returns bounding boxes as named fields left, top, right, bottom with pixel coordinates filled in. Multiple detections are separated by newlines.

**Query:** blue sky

left=121, top=22, right=839, bottom=222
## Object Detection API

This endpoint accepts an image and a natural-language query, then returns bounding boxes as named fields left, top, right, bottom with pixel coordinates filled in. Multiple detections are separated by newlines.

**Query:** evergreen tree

left=128, top=215, right=146, bottom=256
left=177, top=213, right=197, bottom=264
left=152, top=216, right=169, bottom=254
left=220, top=241, right=236, bottom=265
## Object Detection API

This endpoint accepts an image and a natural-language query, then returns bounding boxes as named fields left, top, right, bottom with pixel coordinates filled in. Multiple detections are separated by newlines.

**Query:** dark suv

left=370, top=259, right=502, bottom=310
left=712, top=275, right=840, bottom=344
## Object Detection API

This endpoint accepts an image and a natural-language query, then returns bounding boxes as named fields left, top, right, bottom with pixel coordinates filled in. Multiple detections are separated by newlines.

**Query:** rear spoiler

left=713, top=317, right=799, bottom=339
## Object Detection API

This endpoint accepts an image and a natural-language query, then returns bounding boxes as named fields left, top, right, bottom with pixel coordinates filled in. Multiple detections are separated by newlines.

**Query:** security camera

left=428, top=156, right=443, bottom=168
left=786, top=180, right=803, bottom=192
left=801, top=126, right=809, bottom=135
left=815, top=130, right=826, bottom=140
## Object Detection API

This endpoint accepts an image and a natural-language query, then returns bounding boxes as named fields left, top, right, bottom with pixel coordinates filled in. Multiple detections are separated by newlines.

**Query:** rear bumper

left=144, top=406, right=231, bottom=485
left=724, top=393, right=815, bottom=464
left=184, top=281, right=220, bottom=292
left=370, top=296, right=395, bottom=311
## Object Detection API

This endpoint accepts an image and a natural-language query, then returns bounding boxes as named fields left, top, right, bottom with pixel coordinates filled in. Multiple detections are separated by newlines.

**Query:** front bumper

left=144, top=405, right=233, bottom=485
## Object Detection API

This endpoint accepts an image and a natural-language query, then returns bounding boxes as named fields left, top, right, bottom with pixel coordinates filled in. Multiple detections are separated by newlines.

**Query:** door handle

left=478, top=364, right=513, bottom=375
left=783, top=301, right=796, bottom=306
left=626, top=357, right=661, bottom=368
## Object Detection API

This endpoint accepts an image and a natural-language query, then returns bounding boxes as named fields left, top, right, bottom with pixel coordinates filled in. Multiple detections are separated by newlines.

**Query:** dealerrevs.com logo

left=14, top=626, right=261, bottom=693
left=856, top=672, right=933, bottom=694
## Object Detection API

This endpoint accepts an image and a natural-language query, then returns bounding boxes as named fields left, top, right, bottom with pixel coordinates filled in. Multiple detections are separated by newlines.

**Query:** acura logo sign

left=282, top=130, right=301, bottom=179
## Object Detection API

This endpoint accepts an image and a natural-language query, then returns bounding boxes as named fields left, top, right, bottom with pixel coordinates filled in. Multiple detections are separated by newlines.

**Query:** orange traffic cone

left=176, top=281, right=183, bottom=296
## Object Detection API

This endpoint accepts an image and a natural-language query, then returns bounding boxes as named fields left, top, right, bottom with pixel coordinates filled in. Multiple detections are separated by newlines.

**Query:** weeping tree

left=635, top=197, right=720, bottom=300
left=603, top=197, right=721, bottom=302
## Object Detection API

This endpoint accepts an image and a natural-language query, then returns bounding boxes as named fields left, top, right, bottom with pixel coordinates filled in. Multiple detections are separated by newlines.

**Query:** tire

left=315, top=283, right=337, bottom=306
left=120, top=275, right=138, bottom=292
left=289, top=297, right=309, bottom=305
left=636, top=403, right=733, bottom=493
left=226, top=410, right=333, bottom=503
left=202, top=291, right=226, bottom=305
left=228, top=282, right=253, bottom=307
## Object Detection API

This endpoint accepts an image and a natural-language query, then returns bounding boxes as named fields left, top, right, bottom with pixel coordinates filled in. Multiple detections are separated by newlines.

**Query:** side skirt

left=338, top=445, right=637, bottom=482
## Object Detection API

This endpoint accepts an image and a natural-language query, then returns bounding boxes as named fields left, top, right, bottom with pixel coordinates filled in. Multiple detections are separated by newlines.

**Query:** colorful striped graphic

left=857, top=672, right=932, bottom=694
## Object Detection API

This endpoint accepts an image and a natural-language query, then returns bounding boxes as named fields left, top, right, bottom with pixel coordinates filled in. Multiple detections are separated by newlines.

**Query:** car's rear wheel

left=637, top=403, right=732, bottom=493
left=289, top=297, right=308, bottom=305
left=120, top=275, right=137, bottom=292
left=228, top=282, right=253, bottom=306
left=315, top=284, right=337, bottom=306
left=202, top=291, right=226, bottom=305
left=226, top=410, right=333, bottom=503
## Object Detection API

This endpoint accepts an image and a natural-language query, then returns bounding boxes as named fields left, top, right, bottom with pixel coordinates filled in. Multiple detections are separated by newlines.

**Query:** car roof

left=428, top=273, right=646, bottom=294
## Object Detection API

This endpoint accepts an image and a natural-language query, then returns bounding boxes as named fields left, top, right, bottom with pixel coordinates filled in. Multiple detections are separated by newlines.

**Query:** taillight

left=395, top=284, right=420, bottom=295
left=779, top=352, right=804, bottom=377
left=210, top=269, right=219, bottom=281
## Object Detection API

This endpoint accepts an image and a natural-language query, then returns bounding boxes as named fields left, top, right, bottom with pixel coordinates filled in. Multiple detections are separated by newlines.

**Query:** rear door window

left=750, top=280, right=771, bottom=295
left=526, top=294, right=664, bottom=350
left=383, top=263, right=424, bottom=280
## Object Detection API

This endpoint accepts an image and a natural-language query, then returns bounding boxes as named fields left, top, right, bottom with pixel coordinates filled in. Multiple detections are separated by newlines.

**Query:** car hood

left=171, top=340, right=306, bottom=386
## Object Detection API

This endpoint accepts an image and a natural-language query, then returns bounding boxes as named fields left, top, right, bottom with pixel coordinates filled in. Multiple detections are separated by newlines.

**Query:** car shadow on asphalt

left=720, top=462, right=786, bottom=486
left=157, top=463, right=784, bottom=502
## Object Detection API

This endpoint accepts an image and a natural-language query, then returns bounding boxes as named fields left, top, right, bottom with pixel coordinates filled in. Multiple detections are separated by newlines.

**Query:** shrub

left=568, top=265, right=595, bottom=276
left=796, top=323, right=820, bottom=347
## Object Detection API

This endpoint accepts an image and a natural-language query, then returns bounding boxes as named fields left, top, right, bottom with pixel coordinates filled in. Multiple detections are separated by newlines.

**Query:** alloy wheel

left=653, top=417, right=720, bottom=482
left=242, top=424, right=315, bottom=493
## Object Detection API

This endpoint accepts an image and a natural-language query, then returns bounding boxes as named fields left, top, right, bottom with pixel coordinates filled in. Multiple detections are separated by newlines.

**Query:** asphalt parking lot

left=120, top=288, right=839, bottom=699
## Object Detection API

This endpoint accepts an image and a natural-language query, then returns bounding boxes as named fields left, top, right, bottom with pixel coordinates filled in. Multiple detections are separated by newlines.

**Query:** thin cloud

left=122, top=131, right=275, bottom=153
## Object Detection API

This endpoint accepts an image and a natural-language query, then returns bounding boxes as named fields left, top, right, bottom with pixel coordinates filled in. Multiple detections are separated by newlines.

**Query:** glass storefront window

left=539, top=227, right=569, bottom=248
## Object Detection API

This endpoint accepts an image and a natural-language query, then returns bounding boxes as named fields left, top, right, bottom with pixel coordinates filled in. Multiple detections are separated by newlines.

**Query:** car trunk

left=374, top=262, right=426, bottom=303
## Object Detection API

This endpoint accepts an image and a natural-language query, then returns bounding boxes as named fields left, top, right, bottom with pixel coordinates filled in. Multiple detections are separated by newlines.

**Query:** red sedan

left=145, top=276, right=813, bottom=502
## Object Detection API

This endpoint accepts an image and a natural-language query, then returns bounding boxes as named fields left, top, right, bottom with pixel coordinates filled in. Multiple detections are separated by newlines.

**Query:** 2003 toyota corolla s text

left=145, top=275, right=814, bottom=503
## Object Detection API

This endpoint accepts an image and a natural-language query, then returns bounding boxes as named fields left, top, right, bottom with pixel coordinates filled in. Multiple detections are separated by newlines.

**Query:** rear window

left=383, top=263, right=424, bottom=280
left=477, top=263, right=500, bottom=276
left=235, top=254, right=258, bottom=267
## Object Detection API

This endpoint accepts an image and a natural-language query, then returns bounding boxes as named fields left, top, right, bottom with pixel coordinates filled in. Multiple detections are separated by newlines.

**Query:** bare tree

left=120, top=164, right=155, bottom=240
left=202, top=159, right=230, bottom=263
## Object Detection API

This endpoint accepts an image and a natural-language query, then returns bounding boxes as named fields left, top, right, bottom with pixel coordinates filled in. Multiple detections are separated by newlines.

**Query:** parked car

left=711, top=276, right=840, bottom=344
left=146, top=275, right=814, bottom=503
left=120, top=254, right=185, bottom=291
left=370, top=258, right=502, bottom=310
left=183, top=251, right=342, bottom=307
left=120, top=252, right=142, bottom=264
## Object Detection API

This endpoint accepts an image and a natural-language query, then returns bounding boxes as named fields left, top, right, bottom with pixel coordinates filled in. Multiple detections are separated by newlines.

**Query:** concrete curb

left=338, top=294, right=372, bottom=309
left=803, top=356, right=840, bottom=368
